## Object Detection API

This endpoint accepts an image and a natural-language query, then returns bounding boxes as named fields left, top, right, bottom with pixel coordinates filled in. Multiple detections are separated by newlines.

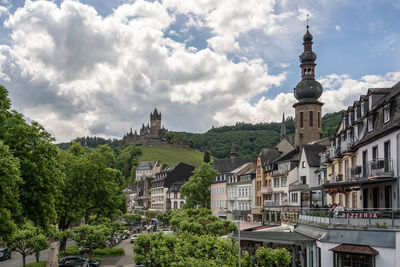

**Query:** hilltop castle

left=123, top=108, right=168, bottom=145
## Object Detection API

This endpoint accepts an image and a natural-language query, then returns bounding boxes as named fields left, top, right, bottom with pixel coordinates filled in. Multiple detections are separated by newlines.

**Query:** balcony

left=341, top=138, right=356, bottom=154
left=320, top=151, right=331, bottom=164
left=272, top=169, right=287, bottom=176
left=261, top=186, right=272, bottom=194
left=289, top=182, right=309, bottom=192
left=328, top=147, right=336, bottom=160
left=351, top=159, right=394, bottom=180
left=332, top=146, right=342, bottom=159
left=264, top=200, right=289, bottom=207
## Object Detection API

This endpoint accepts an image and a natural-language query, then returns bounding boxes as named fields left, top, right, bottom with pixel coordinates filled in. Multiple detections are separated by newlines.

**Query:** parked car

left=59, top=256, right=100, bottom=267
left=0, top=248, right=11, bottom=261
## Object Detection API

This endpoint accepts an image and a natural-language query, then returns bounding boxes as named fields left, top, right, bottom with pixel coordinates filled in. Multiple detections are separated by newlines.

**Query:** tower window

left=309, top=111, right=314, bottom=127
left=300, top=112, right=304, bottom=128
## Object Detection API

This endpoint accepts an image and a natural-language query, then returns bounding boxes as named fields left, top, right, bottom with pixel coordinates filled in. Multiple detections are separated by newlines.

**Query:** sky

left=0, top=0, right=399, bottom=142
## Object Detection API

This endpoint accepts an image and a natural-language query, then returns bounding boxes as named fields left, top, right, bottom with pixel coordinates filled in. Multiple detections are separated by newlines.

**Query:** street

left=101, top=237, right=135, bottom=267
left=0, top=241, right=74, bottom=267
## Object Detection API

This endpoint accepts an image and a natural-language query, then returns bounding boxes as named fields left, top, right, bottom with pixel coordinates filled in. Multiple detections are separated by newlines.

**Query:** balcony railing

left=321, top=151, right=331, bottom=164
left=264, top=200, right=289, bottom=207
left=341, top=138, right=356, bottom=154
left=260, top=186, right=272, bottom=194
left=272, top=169, right=288, bottom=176
left=351, top=159, right=394, bottom=180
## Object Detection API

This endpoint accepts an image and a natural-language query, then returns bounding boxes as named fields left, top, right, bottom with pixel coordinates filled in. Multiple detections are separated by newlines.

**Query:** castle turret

left=150, top=108, right=161, bottom=134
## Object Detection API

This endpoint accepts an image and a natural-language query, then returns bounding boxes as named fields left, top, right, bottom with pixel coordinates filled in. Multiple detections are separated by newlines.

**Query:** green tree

left=71, top=224, right=109, bottom=258
left=133, top=232, right=239, bottom=266
left=0, top=141, right=21, bottom=242
left=255, top=247, right=292, bottom=267
left=123, top=214, right=142, bottom=227
left=57, top=143, right=127, bottom=253
left=180, top=163, right=217, bottom=208
left=8, top=221, right=49, bottom=267
left=0, top=85, right=62, bottom=229
left=165, top=131, right=175, bottom=143
left=203, top=150, right=211, bottom=163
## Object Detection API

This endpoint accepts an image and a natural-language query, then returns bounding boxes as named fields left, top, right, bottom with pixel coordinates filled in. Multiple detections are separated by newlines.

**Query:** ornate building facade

left=123, top=108, right=168, bottom=145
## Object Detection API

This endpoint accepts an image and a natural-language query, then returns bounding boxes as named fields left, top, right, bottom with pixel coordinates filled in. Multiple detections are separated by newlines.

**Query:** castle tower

left=280, top=113, right=286, bottom=141
left=150, top=108, right=161, bottom=134
left=293, top=24, right=324, bottom=149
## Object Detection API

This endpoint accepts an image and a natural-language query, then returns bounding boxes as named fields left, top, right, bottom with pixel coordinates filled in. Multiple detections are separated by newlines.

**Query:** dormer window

left=384, top=104, right=390, bottom=123
left=368, top=116, right=373, bottom=132
left=361, top=102, right=364, bottom=117
left=369, top=95, right=373, bottom=110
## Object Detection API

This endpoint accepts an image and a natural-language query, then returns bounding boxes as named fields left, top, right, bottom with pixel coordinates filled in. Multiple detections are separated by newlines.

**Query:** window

left=352, top=192, right=358, bottom=209
left=368, top=116, right=373, bottom=132
left=309, top=111, right=314, bottom=127
left=291, top=193, right=298, bottom=203
left=302, top=161, right=306, bottom=168
left=334, top=252, right=375, bottom=267
left=339, top=194, right=343, bottom=205
left=372, top=146, right=378, bottom=161
left=274, top=178, right=279, bottom=188
left=300, top=112, right=304, bottom=128
left=281, top=178, right=287, bottom=187
left=384, top=104, right=390, bottom=123
left=300, top=176, right=306, bottom=184
left=361, top=102, right=365, bottom=117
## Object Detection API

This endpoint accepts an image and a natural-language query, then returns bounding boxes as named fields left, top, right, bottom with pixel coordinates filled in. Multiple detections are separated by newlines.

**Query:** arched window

left=173, top=201, right=178, bottom=209
left=180, top=201, right=184, bottom=209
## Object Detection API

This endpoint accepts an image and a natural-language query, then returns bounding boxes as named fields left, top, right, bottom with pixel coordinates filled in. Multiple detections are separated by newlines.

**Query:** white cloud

left=335, top=25, right=341, bottom=31
left=213, top=71, right=400, bottom=126
left=0, top=0, right=398, bottom=144
left=0, top=0, right=285, bottom=142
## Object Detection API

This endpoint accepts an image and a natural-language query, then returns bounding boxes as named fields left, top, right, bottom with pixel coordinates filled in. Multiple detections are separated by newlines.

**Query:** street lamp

left=234, top=220, right=241, bottom=267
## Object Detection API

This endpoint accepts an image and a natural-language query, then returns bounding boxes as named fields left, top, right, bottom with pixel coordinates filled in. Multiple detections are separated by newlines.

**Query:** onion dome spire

left=294, top=21, right=322, bottom=101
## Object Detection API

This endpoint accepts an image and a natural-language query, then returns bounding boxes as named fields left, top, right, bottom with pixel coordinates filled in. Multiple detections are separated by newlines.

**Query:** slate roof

left=274, top=148, right=300, bottom=163
left=355, top=81, right=400, bottom=147
left=211, top=158, right=255, bottom=173
left=303, top=144, right=326, bottom=167
left=259, top=148, right=281, bottom=166
left=168, top=181, right=185, bottom=193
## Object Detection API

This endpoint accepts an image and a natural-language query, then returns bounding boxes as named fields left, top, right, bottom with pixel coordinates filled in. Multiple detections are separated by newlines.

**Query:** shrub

left=65, top=244, right=82, bottom=255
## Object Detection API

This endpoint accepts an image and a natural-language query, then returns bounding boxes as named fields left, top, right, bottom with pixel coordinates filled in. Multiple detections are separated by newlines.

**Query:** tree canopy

left=180, top=164, right=218, bottom=209
left=0, top=85, right=62, bottom=230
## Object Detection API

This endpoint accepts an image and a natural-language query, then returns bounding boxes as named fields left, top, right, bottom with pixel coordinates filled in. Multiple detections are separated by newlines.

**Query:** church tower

left=150, top=108, right=161, bottom=134
left=293, top=24, right=324, bottom=149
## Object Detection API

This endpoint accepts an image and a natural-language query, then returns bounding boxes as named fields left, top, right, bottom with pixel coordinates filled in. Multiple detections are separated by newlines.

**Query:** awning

left=316, top=177, right=396, bottom=190
left=230, top=231, right=315, bottom=245
left=330, top=244, right=379, bottom=255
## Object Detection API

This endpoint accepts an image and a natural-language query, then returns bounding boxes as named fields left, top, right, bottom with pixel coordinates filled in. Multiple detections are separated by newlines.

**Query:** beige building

left=211, top=174, right=228, bottom=218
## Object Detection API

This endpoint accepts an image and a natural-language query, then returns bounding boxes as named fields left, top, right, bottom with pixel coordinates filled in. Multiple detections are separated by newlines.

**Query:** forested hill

left=56, top=111, right=343, bottom=159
